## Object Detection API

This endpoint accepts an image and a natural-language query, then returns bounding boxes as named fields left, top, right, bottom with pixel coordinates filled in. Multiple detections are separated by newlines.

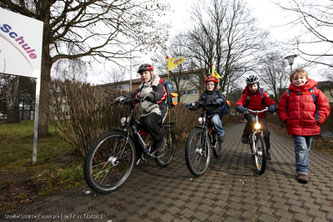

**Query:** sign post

left=0, top=8, right=44, bottom=164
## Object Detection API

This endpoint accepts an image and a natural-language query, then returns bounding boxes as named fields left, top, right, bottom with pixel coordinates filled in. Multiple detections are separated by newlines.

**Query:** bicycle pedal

left=140, top=153, right=148, bottom=161
left=136, top=159, right=141, bottom=165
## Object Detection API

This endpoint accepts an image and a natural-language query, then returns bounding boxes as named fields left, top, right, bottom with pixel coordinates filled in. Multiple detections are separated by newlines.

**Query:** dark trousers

left=243, top=114, right=271, bottom=150
left=140, top=113, right=163, bottom=143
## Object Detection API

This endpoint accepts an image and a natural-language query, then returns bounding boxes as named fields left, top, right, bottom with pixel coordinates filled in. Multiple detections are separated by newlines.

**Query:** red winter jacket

left=235, top=87, right=277, bottom=118
left=278, top=79, right=330, bottom=136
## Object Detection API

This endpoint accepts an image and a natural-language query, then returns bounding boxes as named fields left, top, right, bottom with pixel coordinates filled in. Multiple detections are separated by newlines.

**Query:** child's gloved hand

left=137, top=92, right=154, bottom=101
left=236, top=105, right=245, bottom=113
left=216, top=98, right=224, bottom=104
left=113, top=96, right=126, bottom=103
left=186, top=103, right=198, bottom=110
left=268, top=104, right=277, bottom=113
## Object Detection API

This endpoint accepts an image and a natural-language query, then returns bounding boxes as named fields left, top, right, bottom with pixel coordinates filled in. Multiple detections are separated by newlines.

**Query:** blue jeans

left=210, top=114, right=225, bottom=137
left=293, top=135, right=314, bottom=175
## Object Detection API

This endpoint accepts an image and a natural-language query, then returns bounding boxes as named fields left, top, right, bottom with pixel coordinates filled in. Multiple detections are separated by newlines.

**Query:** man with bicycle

left=235, top=75, right=277, bottom=160
left=114, top=64, right=167, bottom=157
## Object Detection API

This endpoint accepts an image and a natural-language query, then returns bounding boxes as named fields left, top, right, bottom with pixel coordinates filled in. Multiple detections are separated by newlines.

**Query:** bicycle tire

left=252, top=133, right=267, bottom=174
left=185, top=128, right=211, bottom=177
left=83, top=132, right=136, bottom=194
left=155, top=123, right=176, bottom=167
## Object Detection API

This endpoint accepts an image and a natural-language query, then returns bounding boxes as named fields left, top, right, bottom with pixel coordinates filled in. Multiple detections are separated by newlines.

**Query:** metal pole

left=32, top=77, right=41, bottom=164
left=130, top=62, right=132, bottom=92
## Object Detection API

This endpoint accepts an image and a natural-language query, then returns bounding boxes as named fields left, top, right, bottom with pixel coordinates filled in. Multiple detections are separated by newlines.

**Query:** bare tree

left=1, top=0, right=169, bottom=136
left=279, top=0, right=333, bottom=68
left=152, top=34, right=205, bottom=102
left=52, top=58, right=89, bottom=82
left=183, top=0, right=269, bottom=95
left=257, top=51, right=289, bottom=102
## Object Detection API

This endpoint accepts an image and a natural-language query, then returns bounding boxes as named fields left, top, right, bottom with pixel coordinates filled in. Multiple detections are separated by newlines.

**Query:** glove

left=137, top=92, right=154, bottom=101
left=236, top=105, right=245, bottom=113
left=186, top=103, right=198, bottom=110
left=113, top=96, right=126, bottom=103
left=216, top=98, right=224, bottom=104
left=268, top=104, right=277, bottom=113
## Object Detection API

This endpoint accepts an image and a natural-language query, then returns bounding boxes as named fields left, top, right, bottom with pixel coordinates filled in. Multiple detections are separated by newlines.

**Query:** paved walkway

left=4, top=123, right=333, bottom=222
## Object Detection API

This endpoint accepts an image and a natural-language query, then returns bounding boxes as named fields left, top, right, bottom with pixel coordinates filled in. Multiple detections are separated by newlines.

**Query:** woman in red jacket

left=278, top=68, right=330, bottom=184
left=235, top=75, right=277, bottom=160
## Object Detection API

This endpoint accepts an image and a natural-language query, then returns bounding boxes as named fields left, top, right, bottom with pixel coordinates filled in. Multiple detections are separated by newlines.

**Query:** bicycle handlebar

left=245, top=107, right=269, bottom=113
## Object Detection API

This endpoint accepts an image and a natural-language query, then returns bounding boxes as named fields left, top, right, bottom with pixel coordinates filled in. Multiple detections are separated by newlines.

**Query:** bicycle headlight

left=120, top=117, right=127, bottom=126
left=198, top=117, right=203, bottom=124
left=254, top=122, right=261, bottom=130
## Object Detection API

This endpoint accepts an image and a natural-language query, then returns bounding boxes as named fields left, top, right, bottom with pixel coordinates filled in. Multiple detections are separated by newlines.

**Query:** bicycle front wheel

left=213, top=139, right=223, bottom=159
left=83, top=132, right=136, bottom=194
left=185, top=128, right=211, bottom=177
left=252, top=133, right=267, bottom=174
left=155, top=122, right=176, bottom=167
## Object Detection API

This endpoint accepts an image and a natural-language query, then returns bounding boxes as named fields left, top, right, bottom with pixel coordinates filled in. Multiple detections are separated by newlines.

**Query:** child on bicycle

left=278, top=68, right=330, bottom=183
left=187, top=76, right=226, bottom=142
left=114, top=64, right=167, bottom=157
left=235, top=75, right=277, bottom=160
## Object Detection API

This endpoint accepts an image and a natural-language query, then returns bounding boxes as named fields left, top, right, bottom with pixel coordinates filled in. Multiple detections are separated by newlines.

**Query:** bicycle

left=244, top=107, right=269, bottom=175
left=185, top=104, right=223, bottom=177
left=83, top=98, right=176, bottom=194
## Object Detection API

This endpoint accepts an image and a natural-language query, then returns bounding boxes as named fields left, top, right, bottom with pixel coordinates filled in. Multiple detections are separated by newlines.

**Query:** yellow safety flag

left=167, top=56, right=185, bottom=71
left=211, top=63, right=222, bottom=79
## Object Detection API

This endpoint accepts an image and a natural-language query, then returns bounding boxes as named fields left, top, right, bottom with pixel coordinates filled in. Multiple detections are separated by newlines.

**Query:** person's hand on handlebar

left=137, top=92, right=154, bottom=101
left=113, top=96, right=126, bottom=103
left=268, top=104, right=277, bottom=113
left=186, top=103, right=199, bottom=110
left=236, top=105, right=245, bottom=113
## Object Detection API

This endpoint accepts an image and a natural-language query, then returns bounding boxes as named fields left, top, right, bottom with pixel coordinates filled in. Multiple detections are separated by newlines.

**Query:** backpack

left=163, top=82, right=178, bottom=108
left=286, top=88, right=319, bottom=121
left=220, top=94, right=231, bottom=115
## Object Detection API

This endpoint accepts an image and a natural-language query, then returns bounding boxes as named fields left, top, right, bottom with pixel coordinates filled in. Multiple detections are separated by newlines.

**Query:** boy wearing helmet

left=114, top=64, right=167, bottom=157
left=235, top=75, right=277, bottom=160
left=187, top=75, right=226, bottom=142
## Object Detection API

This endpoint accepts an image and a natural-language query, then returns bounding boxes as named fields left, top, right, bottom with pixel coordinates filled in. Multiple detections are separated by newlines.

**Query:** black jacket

left=194, top=90, right=226, bottom=116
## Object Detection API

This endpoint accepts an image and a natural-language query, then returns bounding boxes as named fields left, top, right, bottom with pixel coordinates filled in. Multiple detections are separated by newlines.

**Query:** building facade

left=100, top=69, right=206, bottom=104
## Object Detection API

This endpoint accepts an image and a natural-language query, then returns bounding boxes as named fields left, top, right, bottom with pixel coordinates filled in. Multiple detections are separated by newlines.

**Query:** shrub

left=49, top=80, right=128, bottom=156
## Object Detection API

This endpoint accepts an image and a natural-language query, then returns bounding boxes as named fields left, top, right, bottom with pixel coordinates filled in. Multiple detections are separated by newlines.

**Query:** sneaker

left=154, top=139, right=166, bottom=157
left=296, top=174, right=308, bottom=184
left=218, top=135, right=224, bottom=142
left=266, top=150, right=271, bottom=160
left=241, top=136, right=248, bottom=144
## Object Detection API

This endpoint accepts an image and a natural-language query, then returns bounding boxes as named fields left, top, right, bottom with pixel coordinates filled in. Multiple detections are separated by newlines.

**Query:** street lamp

left=284, top=54, right=297, bottom=73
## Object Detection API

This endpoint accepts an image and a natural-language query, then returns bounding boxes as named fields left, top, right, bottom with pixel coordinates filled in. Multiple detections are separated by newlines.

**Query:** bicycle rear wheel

left=155, top=122, right=176, bottom=167
left=185, top=128, right=211, bottom=177
left=252, top=133, right=267, bottom=174
left=84, top=132, right=136, bottom=194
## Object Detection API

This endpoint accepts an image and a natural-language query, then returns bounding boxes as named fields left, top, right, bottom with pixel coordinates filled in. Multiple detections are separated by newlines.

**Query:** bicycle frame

left=118, top=101, right=155, bottom=158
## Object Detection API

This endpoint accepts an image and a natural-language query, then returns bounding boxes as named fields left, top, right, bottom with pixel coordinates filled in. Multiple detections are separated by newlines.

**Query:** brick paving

left=3, top=123, right=333, bottom=222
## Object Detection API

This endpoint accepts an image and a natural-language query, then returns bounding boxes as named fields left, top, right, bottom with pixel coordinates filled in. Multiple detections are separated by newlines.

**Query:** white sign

left=0, top=7, right=43, bottom=78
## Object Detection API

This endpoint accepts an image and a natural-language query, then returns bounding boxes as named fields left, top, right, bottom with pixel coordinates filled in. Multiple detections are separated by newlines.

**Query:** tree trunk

left=37, top=1, right=52, bottom=137
left=38, top=56, right=52, bottom=136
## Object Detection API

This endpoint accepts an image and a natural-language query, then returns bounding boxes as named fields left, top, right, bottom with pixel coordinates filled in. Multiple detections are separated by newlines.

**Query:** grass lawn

left=0, top=120, right=84, bottom=214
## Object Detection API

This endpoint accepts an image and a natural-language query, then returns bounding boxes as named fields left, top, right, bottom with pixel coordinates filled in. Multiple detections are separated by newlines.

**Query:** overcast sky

left=88, top=0, right=328, bottom=84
